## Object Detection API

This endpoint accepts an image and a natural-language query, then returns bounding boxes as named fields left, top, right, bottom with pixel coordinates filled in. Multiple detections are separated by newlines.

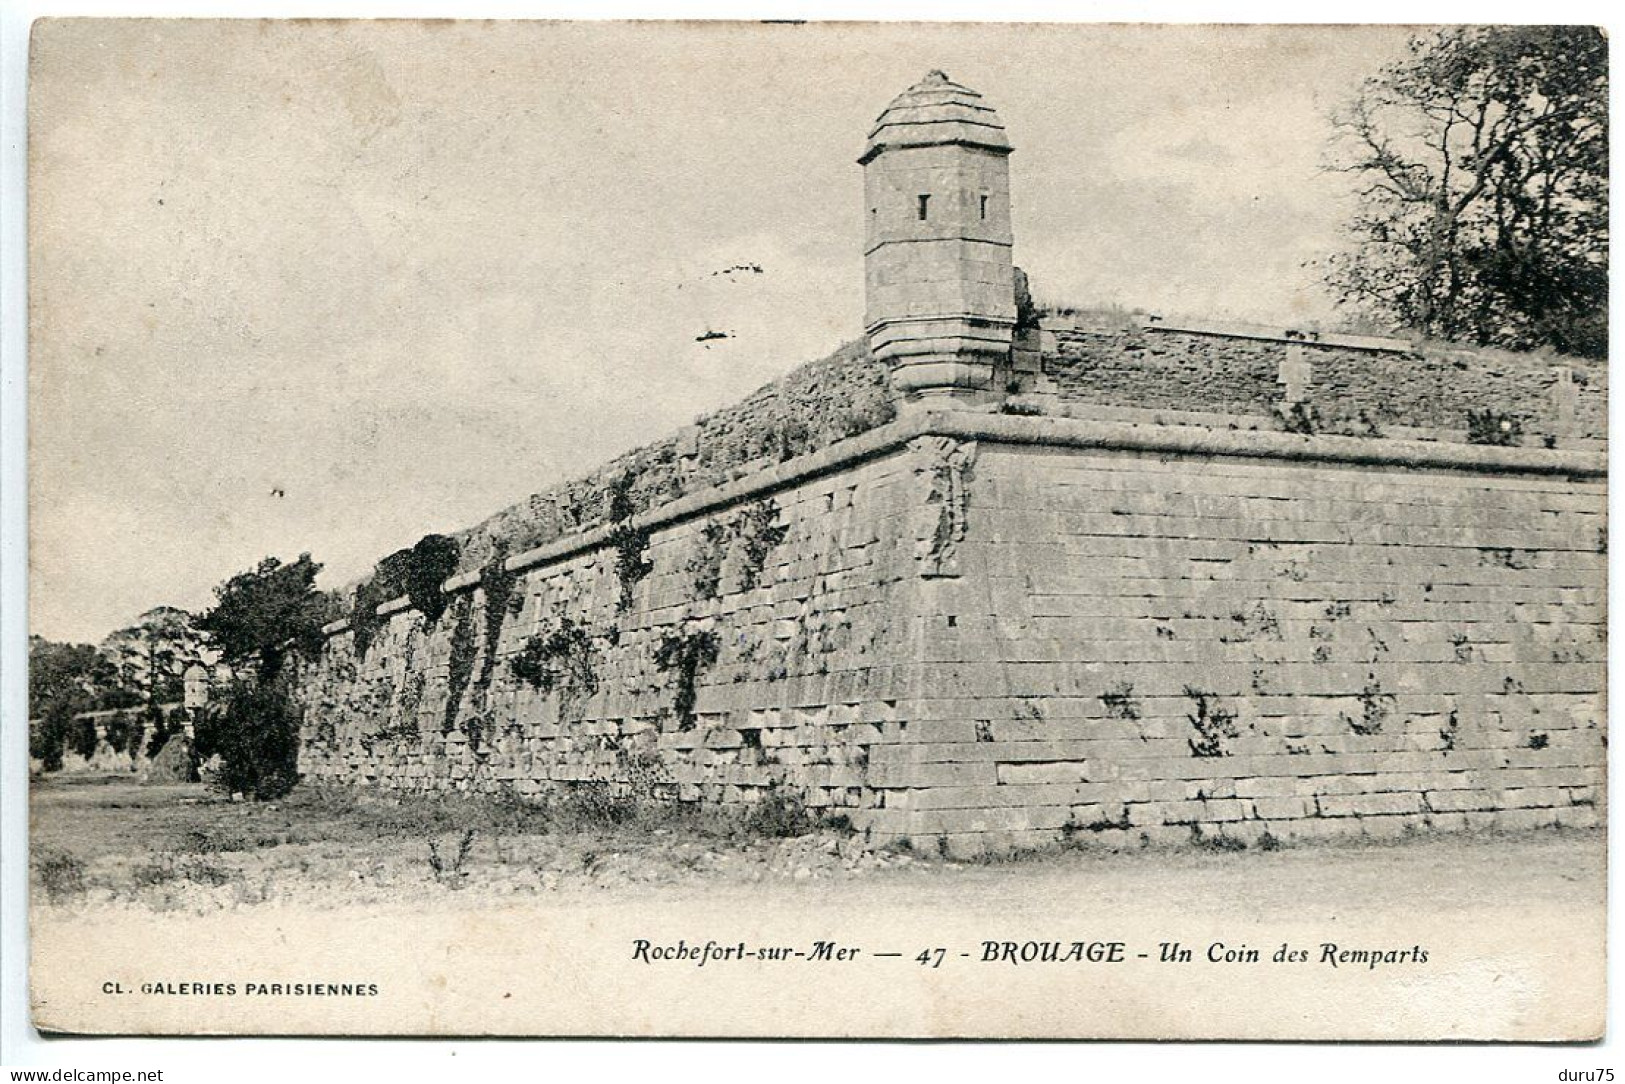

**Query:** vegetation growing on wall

left=653, top=628, right=720, bottom=731
left=349, top=535, right=463, bottom=659
left=442, top=597, right=477, bottom=734
left=510, top=618, right=600, bottom=719
left=680, top=501, right=788, bottom=602
left=1099, top=681, right=1141, bottom=721
left=349, top=577, right=392, bottom=660
left=1466, top=408, right=1524, bottom=446
left=1348, top=675, right=1395, bottom=736
left=476, top=542, right=519, bottom=701
left=1275, top=400, right=1319, bottom=435
left=1184, top=686, right=1239, bottom=758
left=606, top=473, right=653, bottom=612
left=400, top=534, right=461, bottom=626
left=733, top=498, right=788, bottom=591
left=687, top=519, right=731, bottom=601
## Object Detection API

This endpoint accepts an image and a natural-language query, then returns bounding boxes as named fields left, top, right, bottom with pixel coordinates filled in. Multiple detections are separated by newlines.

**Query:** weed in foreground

left=427, top=829, right=477, bottom=887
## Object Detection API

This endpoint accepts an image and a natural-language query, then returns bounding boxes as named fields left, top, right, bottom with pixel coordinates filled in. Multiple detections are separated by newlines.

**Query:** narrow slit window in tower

left=917, top=194, right=930, bottom=220
left=980, top=195, right=989, bottom=220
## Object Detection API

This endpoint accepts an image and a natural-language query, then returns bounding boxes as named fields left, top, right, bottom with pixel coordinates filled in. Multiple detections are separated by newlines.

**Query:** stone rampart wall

left=861, top=416, right=1606, bottom=854
left=300, top=428, right=927, bottom=812
left=298, top=411, right=1606, bottom=855
left=1038, top=316, right=1606, bottom=445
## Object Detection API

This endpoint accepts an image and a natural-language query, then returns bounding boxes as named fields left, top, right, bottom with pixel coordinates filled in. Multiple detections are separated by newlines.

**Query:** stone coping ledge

left=321, top=410, right=1606, bottom=636
left=1137, top=316, right=1415, bottom=354
left=46, top=702, right=186, bottom=723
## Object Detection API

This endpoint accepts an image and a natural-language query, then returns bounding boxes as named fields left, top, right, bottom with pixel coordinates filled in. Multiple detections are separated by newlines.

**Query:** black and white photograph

left=5, top=14, right=1610, bottom=1053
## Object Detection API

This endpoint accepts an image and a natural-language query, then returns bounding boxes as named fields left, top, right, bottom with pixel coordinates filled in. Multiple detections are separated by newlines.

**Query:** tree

left=100, top=606, right=209, bottom=715
left=28, top=637, right=120, bottom=770
left=192, top=678, right=303, bottom=800
left=196, top=553, right=329, bottom=683
left=1320, top=27, right=1606, bottom=357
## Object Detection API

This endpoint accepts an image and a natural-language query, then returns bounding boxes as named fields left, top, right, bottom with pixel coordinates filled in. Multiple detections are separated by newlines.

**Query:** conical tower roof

left=859, top=70, right=1011, bottom=163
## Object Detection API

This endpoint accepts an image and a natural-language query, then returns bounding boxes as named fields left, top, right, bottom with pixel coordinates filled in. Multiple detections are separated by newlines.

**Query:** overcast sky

left=29, top=19, right=1419, bottom=643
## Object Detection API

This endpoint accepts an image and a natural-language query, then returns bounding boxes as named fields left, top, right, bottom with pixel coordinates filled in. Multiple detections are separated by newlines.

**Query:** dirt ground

left=28, top=772, right=1606, bottom=916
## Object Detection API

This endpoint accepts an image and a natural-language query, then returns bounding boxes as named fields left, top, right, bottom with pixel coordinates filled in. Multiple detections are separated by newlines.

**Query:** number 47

left=916, top=948, right=946, bottom=969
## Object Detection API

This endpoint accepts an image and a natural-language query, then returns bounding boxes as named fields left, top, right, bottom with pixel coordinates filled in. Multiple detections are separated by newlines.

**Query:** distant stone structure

left=294, top=74, right=1607, bottom=855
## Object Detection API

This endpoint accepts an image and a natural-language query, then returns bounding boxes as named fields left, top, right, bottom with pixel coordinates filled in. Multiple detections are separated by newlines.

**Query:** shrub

left=132, top=854, right=236, bottom=891
left=427, top=829, right=477, bottom=886
left=1466, top=408, right=1523, bottom=446
left=193, top=678, right=302, bottom=800
left=550, top=780, right=640, bottom=829
left=1191, top=827, right=1247, bottom=852
left=176, top=827, right=249, bottom=854
left=776, top=418, right=812, bottom=462
left=999, top=400, right=1045, bottom=417
left=738, top=789, right=816, bottom=838
left=34, top=847, right=88, bottom=903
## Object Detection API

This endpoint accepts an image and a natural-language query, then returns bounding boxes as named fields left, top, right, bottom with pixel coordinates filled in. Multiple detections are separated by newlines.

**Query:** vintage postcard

left=26, top=19, right=1606, bottom=1039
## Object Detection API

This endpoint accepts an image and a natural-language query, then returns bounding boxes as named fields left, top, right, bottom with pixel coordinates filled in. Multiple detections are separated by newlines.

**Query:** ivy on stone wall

left=686, top=520, right=731, bottom=601
left=350, top=533, right=462, bottom=660
left=475, top=542, right=519, bottom=703
left=510, top=618, right=599, bottom=720
left=681, top=502, right=786, bottom=603
left=401, top=534, right=461, bottom=625
left=442, top=596, right=477, bottom=734
left=606, top=473, right=653, bottom=612
left=734, top=499, right=788, bottom=591
left=653, top=628, right=720, bottom=731
left=349, top=576, right=392, bottom=659
left=1184, top=686, right=1239, bottom=758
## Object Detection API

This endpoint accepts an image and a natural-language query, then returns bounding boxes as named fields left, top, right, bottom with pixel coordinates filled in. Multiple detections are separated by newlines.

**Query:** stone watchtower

left=861, top=71, right=1016, bottom=407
